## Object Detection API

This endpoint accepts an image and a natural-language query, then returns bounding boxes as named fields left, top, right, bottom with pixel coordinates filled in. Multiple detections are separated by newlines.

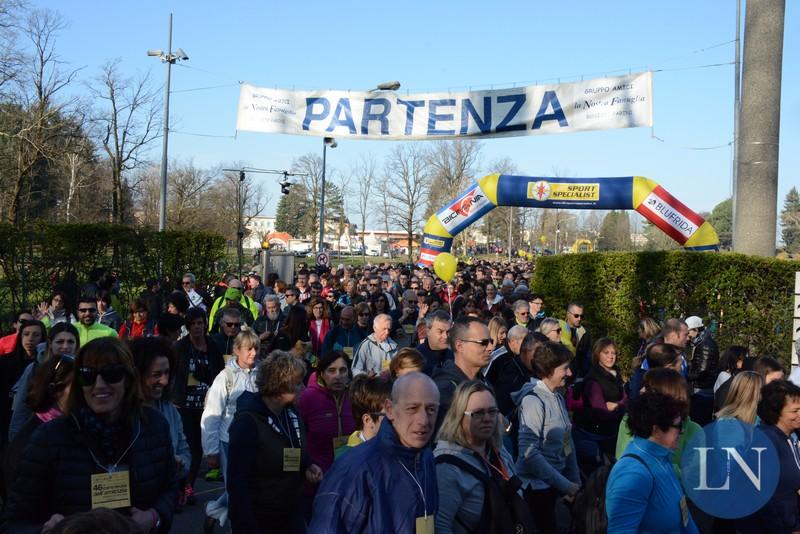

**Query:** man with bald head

left=311, top=372, right=439, bottom=533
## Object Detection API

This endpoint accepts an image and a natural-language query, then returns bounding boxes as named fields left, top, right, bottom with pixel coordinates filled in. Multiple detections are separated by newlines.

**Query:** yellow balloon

left=526, top=252, right=533, bottom=261
left=433, top=252, right=458, bottom=283
left=517, top=250, right=526, bottom=258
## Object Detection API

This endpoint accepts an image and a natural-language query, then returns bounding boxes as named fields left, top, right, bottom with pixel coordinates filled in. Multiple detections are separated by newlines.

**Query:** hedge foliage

left=0, top=223, right=226, bottom=325
left=531, top=251, right=800, bottom=372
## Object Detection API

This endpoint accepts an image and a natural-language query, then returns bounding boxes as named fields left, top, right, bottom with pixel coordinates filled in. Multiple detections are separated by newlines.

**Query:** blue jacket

left=606, top=437, right=698, bottom=534
left=309, top=418, right=438, bottom=534
left=737, top=424, right=800, bottom=533
left=322, top=325, right=367, bottom=355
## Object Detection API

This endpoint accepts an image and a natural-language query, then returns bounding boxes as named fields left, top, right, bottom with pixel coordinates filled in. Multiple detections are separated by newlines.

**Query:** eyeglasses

left=78, top=308, right=97, bottom=314
left=570, top=313, right=583, bottom=319
left=461, top=338, right=492, bottom=347
left=531, top=301, right=543, bottom=306
left=358, top=313, right=370, bottom=317
left=368, top=411, right=386, bottom=420
left=518, top=312, right=529, bottom=316
left=78, top=364, right=127, bottom=387
left=368, top=283, right=378, bottom=287
left=555, top=328, right=562, bottom=333
left=182, top=281, right=192, bottom=286
left=285, top=293, right=297, bottom=298
left=464, top=408, right=499, bottom=419
left=224, top=322, right=241, bottom=328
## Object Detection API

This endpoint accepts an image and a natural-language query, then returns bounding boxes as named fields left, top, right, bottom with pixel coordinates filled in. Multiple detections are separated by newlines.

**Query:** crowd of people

left=0, top=259, right=797, bottom=533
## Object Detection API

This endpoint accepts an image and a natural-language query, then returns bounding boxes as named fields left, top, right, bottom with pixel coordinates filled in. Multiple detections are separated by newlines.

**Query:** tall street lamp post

left=147, top=13, right=188, bottom=232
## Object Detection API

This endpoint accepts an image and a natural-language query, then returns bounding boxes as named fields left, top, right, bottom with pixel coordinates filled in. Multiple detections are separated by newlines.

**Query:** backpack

left=570, top=453, right=652, bottom=534
left=507, top=390, right=546, bottom=461
left=435, top=453, right=534, bottom=534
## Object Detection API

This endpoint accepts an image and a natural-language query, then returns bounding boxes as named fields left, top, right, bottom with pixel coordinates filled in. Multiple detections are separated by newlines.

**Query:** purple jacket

left=297, top=372, right=356, bottom=473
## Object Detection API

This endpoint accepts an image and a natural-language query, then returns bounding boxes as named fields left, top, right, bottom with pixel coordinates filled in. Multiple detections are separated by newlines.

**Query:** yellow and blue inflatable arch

left=418, top=174, right=719, bottom=267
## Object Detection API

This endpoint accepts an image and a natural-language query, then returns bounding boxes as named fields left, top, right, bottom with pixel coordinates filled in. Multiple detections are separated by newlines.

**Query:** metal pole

left=318, top=140, right=327, bottom=253
left=158, top=13, right=172, bottom=232
left=237, top=171, right=244, bottom=279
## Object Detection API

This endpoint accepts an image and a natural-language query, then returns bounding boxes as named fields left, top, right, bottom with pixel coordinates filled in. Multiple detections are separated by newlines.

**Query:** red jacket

left=297, top=372, right=355, bottom=473
left=118, top=320, right=159, bottom=340
left=308, top=319, right=331, bottom=356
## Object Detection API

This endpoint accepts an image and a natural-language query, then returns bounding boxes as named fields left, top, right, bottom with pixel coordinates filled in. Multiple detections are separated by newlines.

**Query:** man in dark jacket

left=322, top=306, right=366, bottom=358
left=492, top=332, right=545, bottom=417
left=432, top=317, right=491, bottom=432
left=685, top=315, right=720, bottom=426
left=417, top=310, right=452, bottom=376
left=309, top=373, right=439, bottom=534
left=484, top=325, right=528, bottom=385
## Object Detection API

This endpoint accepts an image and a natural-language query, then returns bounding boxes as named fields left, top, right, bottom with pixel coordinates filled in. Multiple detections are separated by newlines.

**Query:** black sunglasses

left=461, top=338, right=492, bottom=347
left=224, top=322, right=241, bottom=328
left=78, top=364, right=127, bottom=387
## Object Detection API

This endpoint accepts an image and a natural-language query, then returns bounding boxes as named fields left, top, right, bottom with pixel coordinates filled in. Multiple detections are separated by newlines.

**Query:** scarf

left=77, top=406, right=128, bottom=462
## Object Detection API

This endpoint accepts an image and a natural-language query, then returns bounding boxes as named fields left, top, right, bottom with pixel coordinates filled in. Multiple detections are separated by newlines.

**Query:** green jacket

left=71, top=321, right=118, bottom=347
left=207, top=295, right=258, bottom=332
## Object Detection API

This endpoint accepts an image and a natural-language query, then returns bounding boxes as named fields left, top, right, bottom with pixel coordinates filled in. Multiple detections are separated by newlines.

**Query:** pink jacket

left=297, top=372, right=356, bottom=473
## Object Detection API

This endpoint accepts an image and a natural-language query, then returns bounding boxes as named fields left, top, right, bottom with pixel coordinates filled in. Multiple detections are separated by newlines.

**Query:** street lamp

left=147, top=13, right=188, bottom=232
left=318, top=136, right=337, bottom=255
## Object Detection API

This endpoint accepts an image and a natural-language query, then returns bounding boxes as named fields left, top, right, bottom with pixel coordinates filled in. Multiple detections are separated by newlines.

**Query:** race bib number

left=223, top=354, right=234, bottom=364
left=283, top=448, right=301, bottom=472
left=415, top=515, right=434, bottom=534
left=342, top=346, right=353, bottom=358
left=91, top=470, right=131, bottom=510
left=381, top=359, right=391, bottom=371
left=186, top=373, right=200, bottom=387
left=403, top=324, right=414, bottom=335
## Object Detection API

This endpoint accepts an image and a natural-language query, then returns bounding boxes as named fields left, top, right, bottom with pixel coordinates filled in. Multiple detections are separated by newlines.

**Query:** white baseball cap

left=685, top=316, right=703, bottom=330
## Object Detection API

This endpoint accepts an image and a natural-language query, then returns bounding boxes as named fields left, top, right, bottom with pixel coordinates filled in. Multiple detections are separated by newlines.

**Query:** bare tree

left=168, top=159, right=217, bottom=228
left=2, top=9, right=81, bottom=224
left=426, top=140, right=482, bottom=255
left=352, top=154, right=376, bottom=260
left=89, top=60, right=159, bottom=224
left=385, top=144, right=431, bottom=263
left=292, top=154, right=323, bottom=251
left=0, top=0, right=23, bottom=93
left=377, top=174, right=393, bottom=260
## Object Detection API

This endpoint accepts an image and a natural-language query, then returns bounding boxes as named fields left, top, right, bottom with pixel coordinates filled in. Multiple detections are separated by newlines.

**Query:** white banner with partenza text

left=235, top=72, right=653, bottom=140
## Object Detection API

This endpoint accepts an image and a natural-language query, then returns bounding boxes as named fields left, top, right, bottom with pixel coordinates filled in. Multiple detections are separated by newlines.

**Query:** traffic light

left=280, top=180, right=291, bottom=195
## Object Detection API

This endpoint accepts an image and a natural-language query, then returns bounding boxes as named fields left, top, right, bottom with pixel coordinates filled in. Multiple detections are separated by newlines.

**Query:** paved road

left=172, top=468, right=225, bottom=534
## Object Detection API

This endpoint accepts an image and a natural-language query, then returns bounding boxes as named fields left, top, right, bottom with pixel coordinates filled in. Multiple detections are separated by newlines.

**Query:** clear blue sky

left=30, top=0, right=799, bottom=227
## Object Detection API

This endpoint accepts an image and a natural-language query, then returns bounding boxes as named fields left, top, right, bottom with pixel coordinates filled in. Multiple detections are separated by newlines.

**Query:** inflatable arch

left=417, top=175, right=719, bottom=267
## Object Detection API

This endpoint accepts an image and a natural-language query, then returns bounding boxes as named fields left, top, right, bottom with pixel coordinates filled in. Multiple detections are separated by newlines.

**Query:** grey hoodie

left=511, top=378, right=580, bottom=494
left=433, top=440, right=516, bottom=534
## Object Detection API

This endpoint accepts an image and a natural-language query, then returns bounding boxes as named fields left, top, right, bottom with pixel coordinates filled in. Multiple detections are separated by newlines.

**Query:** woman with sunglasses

left=606, top=392, right=698, bottom=533
left=2, top=337, right=177, bottom=533
left=4, top=346, right=75, bottom=493
left=8, top=322, right=79, bottom=442
left=435, top=380, right=531, bottom=534
left=0, top=319, right=46, bottom=447
left=129, top=337, right=191, bottom=505
left=512, top=341, right=580, bottom=533
left=353, top=302, right=372, bottom=339
left=535, top=318, right=562, bottom=343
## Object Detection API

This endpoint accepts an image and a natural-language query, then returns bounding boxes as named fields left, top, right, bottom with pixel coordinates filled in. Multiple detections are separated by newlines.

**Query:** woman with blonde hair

left=536, top=318, right=562, bottom=343
left=715, top=370, right=763, bottom=424
left=488, top=316, right=508, bottom=349
left=636, top=317, right=661, bottom=358
left=434, top=381, right=530, bottom=534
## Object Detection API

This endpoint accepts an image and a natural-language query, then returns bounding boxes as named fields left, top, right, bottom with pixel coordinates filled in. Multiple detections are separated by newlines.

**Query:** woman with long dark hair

left=37, top=291, right=76, bottom=328
left=2, top=337, right=177, bottom=532
left=8, top=322, right=79, bottom=442
left=0, top=319, right=46, bottom=445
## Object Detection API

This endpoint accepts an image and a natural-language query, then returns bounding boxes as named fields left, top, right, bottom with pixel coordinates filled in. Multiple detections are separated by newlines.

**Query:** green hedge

left=531, top=251, right=799, bottom=373
left=0, top=223, right=226, bottom=327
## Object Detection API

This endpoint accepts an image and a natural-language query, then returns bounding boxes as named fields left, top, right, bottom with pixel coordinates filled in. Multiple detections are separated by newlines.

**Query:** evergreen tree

left=708, top=198, right=732, bottom=249
left=781, top=187, right=800, bottom=254
left=597, top=211, right=632, bottom=251
left=275, top=184, right=308, bottom=238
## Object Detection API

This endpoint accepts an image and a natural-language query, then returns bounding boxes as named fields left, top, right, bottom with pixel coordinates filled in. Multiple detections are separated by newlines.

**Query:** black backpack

left=436, top=453, right=534, bottom=534
left=570, top=453, right=652, bottom=534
